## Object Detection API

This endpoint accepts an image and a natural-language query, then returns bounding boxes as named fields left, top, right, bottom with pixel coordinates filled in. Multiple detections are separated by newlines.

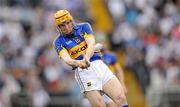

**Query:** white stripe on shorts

left=75, top=68, right=85, bottom=90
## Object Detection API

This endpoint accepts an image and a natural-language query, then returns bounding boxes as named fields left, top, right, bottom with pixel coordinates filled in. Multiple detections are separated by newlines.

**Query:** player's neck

left=63, top=30, right=74, bottom=37
left=63, top=32, right=73, bottom=37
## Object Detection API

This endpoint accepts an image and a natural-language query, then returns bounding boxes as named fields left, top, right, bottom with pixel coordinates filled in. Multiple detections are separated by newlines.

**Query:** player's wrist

left=84, top=55, right=90, bottom=61
left=68, top=60, right=81, bottom=67
left=84, top=57, right=90, bottom=67
left=77, top=60, right=88, bottom=69
left=75, top=60, right=82, bottom=66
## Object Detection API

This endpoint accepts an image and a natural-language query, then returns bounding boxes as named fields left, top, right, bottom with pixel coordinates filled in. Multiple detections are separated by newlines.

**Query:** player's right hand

left=79, top=59, right=90, bottom=69
left=94, top=43, right=103, bottom=52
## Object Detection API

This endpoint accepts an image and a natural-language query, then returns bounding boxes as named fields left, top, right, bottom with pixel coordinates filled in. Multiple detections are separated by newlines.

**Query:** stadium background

left=0, top=0, right=179, bottom=107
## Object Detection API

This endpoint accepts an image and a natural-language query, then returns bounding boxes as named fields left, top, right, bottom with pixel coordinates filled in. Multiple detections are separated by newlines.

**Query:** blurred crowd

left=0, top=0, right=179, bottom=107
left=105, top=0, right=180, bottom=106
left=106, top=0, right=180, bottom=93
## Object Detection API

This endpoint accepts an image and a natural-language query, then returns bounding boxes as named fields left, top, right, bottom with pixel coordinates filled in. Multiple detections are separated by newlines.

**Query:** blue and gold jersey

left=102, top=52, right=117, bottom=72
left=53, top=23, right=101, bottom=62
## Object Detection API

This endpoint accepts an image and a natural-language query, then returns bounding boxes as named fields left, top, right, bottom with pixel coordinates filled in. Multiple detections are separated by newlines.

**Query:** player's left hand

left=79, top=57, right=90, bottom=69
left=79, top=61, right=88, bottom=69
left=78, top=59, right=90, bottom=69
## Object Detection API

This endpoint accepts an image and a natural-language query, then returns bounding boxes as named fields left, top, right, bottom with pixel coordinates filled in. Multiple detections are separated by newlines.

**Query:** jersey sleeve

left=53, top=38, right=66, bottom=58
left=82, top=23, right=94, bottom=39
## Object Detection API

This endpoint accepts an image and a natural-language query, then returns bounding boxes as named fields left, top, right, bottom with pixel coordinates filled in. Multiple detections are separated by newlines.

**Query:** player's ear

left=56, top=27, right=61, bottom=33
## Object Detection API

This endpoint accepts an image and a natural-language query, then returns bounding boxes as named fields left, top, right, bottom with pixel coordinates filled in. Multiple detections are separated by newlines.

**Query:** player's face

left=58, top=20, right=73, bottom=35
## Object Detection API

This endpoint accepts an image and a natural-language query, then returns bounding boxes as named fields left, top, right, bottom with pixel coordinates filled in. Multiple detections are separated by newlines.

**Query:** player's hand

left=79, top=61, right=87, bottom=69
left=78, top=58, right=90, bottom=69
left=78, top=60, right=88, bottom=69
left=94, top=43, right=103, bottom=52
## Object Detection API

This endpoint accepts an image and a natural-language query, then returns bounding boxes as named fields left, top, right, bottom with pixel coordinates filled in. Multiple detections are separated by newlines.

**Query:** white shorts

left=75, top=60, right=115, bottom=93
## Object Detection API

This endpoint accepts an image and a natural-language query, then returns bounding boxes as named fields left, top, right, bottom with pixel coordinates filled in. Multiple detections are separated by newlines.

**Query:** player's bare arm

left=60, top=49, right=86, bottom=69
left=84, top=35, right=96, bottom=65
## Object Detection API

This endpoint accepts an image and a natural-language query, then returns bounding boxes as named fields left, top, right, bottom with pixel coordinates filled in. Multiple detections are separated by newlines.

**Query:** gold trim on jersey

left=58, top=48, right=67, bottom=58
left=84, top=33, right=95, bottom=39
left=68, top=41, right=87, bottom=59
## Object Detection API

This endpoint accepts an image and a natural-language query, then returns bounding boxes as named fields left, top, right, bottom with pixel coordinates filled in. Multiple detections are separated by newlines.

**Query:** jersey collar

left=73, top=25, right=79, bottom=30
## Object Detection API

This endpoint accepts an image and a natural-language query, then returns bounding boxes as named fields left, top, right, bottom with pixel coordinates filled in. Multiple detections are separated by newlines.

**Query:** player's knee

left=93, top=98, right=106, bottom=107
left=113, top=94, right=126, bottom=106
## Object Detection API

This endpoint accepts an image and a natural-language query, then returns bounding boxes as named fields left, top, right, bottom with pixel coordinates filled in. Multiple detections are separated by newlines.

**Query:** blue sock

left=122, top=104, right=128, bottom=107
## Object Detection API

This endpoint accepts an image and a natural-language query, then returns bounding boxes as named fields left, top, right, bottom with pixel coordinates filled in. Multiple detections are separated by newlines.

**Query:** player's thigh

left=85, top=90, right=106, bottom=107
left=102, top=77, right=126, bottom=103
